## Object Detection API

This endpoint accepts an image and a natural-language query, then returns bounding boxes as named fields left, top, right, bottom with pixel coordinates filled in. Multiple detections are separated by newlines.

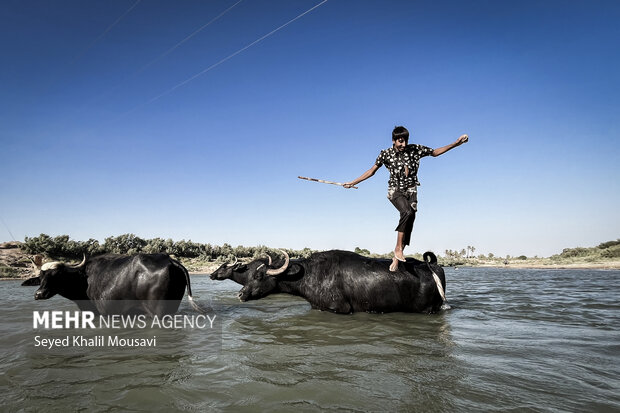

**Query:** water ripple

left=2, top=269, right=619, bottom=411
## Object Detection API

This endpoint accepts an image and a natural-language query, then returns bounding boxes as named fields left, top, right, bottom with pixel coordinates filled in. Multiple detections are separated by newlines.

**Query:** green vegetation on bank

left=21, top=234, right=317, bottom=272
left=440, top=239, right=620, bottom=267
left=0, top=263, right=19, bottom=278
left=16, top=234, right=620, bottom=272
left=554, top=240, right=620, bottom=259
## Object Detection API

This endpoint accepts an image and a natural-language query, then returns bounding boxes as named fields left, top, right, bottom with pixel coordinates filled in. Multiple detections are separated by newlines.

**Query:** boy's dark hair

left=392, top=126, right=409, bottom=141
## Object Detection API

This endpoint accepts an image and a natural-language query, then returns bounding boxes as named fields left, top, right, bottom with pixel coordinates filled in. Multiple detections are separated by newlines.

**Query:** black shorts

left=387, top=187, right=417, bottom=246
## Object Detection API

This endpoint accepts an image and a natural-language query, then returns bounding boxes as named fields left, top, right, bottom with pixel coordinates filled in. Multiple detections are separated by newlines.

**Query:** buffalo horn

left=68, top=254, right=86, bottom=269
left=41, top=262, right=62, bottom=271
left=40, top=254, right=86, bottom=271
left=266, top=250, right=290, bottom=276
left=227, top=256, right=239, bottom=267
left=261, top=253, right=272, bottom=266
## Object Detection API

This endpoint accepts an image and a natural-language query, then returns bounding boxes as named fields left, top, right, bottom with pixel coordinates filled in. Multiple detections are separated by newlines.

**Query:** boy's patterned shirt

left=375, top=144, right=433, bottom=190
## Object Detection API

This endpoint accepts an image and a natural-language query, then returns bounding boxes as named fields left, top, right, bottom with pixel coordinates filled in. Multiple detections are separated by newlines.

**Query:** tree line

left=20, top=234, right=620, bottom=264
left=22, top=234, right=317, bottom=262
left=444, top=246, right=477, bottom=260
left=553, top=239, right=620, bottom=259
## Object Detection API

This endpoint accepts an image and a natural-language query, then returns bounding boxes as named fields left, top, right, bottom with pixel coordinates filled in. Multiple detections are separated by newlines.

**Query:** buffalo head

left=210, top=250, right=290, bottom=301
left=33, top=255, right=87, bottom=300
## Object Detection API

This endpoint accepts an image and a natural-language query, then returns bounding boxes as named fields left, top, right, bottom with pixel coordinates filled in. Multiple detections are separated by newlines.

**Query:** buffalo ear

left=236, top=264, right=248, bottom=272
left=21, top=276, right=41, bottom=286
left=285, top=264, right=303, bottom=276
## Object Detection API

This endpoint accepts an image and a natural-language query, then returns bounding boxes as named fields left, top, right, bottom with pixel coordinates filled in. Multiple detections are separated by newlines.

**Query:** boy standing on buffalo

left=344, top=126, right=468, bottom=271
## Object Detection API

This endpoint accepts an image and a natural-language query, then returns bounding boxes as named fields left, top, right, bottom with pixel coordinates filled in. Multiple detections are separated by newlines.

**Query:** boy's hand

left=456, top=134, right=469, bottom=145
left=343, top=182, right=355, bottom=189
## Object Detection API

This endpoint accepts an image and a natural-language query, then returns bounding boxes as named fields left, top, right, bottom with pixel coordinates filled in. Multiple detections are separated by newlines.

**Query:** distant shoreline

left=7, top=263, right=617, bottom=280
left=182, top=260, right=620, bottom=275
left=4, top=263, right=619, bottom=281
left=3, top=240, right=619, bottom=281
left=459, top=262, right=620, bottom=270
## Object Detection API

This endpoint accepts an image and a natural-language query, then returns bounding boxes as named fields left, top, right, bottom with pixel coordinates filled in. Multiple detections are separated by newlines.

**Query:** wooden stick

left=298, top=176, right=358, bottom=189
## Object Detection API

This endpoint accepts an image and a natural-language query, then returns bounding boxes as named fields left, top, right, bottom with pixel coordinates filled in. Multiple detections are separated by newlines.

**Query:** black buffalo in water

left=22, top=254, right=201, bottom=316
left=210, top=250, right=446, bottom=314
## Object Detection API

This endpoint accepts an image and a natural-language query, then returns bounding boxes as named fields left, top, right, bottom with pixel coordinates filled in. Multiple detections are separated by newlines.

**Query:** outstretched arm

left=343, top=164, right=380, bottom=189
left=432, top=134, right=469, bottom=157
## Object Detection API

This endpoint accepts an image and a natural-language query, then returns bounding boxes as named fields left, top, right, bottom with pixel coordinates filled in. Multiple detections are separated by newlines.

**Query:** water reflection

left=222, top=298, right=462, bottom=411
left=4, top=268, right=620, bottom=412
left=1, top=283, right=221, bottom=411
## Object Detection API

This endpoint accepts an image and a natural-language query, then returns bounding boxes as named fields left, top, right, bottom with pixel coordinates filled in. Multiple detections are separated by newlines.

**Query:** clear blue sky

left=1, top=0, right=619, bottom=257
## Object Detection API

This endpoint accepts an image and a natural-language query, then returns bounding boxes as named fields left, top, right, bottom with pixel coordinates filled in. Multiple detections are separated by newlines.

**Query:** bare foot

left=394, top=250, right=406, bottom=262
left=389, top=257, right=399, bottom=272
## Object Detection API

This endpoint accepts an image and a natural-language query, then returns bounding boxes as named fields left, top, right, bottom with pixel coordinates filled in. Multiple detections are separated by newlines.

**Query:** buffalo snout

left=34, top=288, right=51, bottom=300
left=237, top=288, right=249, bottom=302
left=210, top=268, right=230, bottom=280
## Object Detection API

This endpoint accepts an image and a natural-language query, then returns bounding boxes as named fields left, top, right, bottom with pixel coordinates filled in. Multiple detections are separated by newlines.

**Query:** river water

left=1, top=267, right=618, bottom=412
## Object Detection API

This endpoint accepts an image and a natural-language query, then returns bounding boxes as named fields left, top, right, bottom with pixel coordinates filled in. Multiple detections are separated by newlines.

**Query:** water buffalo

left=22, top=253, right=201, bottom=316
left=210, top=250, right=446, bottom=314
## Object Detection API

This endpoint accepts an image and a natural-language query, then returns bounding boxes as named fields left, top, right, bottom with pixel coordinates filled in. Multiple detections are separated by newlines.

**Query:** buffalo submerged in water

left=210, top=250, right=446, bottom=314
left=22, top=253, right=201, bottom=316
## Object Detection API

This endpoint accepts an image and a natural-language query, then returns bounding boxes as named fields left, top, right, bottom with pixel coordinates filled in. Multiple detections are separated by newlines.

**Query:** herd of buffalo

left=22, top=249, right=447, bottom=315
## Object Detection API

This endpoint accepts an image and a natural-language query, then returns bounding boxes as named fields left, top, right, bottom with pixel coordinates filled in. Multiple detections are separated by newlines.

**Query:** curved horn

left=41, top=261, right=62, bottom=271
left=262, top=253, right=272, bottom=266
left=266, top=250, right=290, bottom=276
left=69, top=254, right=86, bottom=269
left=227, top=256, right=238, bottom=267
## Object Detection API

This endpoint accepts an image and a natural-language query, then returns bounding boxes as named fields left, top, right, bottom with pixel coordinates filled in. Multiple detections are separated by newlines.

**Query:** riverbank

left=441, top=255, right=620, bottom=270
left=463, top=261, right=620, bottom=270
left=3, top=241, right=619, bottom=280
left=185, top=260, right=620, bottom=273
left=0, top=242, right=36, bottom=279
